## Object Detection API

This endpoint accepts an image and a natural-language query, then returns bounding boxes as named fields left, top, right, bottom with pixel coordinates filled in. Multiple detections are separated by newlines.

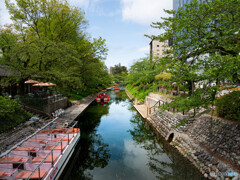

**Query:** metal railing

left=0, top=118, right=80, bottom=180
left=147, top=100, right=187, bottom=116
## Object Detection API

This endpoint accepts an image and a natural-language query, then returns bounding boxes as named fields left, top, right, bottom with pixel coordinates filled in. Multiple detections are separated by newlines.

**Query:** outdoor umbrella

left=24, top=79, right=39, bottom=93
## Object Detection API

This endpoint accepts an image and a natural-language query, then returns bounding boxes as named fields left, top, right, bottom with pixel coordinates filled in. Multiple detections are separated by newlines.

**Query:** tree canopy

left=111, top=63, right=128, bottom=83
left=0, top=0, right=111, bottom=95
left=127, top=0, right=240, bottom=117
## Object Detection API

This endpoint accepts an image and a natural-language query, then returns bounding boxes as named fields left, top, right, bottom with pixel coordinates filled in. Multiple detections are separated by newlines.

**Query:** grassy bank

left=125, top=84, right=152, bottom=102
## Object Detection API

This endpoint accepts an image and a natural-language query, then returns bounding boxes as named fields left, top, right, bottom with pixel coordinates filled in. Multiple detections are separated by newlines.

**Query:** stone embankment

left=126, top=90, right=240, bottom=180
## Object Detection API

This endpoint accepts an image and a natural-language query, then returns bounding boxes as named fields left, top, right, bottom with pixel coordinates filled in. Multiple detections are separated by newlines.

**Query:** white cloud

left=121, top=0, right=172, bottom=25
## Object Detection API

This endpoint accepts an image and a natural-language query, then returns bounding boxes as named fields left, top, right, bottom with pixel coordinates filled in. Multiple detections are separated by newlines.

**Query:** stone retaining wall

left=148, top=110, right=240, bottom=179
left=131, top=91, right=240, bottom=179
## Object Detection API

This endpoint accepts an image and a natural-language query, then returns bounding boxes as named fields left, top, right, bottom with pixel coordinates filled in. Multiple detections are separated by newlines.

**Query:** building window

left=157, top=45, right=159, bottom=47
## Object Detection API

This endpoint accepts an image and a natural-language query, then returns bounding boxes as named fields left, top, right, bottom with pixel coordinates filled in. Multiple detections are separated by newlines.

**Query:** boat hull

left=45, top=131, right=80, bottom=180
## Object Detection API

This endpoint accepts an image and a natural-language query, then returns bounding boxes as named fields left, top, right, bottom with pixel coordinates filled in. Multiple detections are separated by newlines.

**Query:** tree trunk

left=18, top=79, right=26, bottom=95
left=187, top=80, right=194, bottom=96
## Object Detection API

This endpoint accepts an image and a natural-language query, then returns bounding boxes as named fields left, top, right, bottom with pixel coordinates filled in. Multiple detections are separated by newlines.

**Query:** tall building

left=173, top=0, right=205, bottom=11
left=149, top=39, right=170, bottom=60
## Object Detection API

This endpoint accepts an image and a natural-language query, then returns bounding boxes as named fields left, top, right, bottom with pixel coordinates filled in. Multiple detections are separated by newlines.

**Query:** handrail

left=27, top=121, right=79, bottom=180
left=0, top=117, right=58, bottom=158
left=147, top=100, right=165, bottom=116
left=150, top=99, right=165, bottom=109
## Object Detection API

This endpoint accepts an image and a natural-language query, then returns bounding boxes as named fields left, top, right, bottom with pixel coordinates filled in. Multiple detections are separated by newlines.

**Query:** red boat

left=95, top=93, right=109, bottom=103
left=114, top=86, right=120, bottom=92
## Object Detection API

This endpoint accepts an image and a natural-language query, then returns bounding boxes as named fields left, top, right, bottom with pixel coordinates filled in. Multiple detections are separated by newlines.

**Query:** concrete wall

left=144, top=93, right=173, bottom=108
left=43, top=97, right=68, bottom=114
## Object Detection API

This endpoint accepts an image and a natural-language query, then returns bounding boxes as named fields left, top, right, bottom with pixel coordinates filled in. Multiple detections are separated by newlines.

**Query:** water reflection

left=128, top=108, right=205, bottom=180
left=61, top=102, right=111, bottom=180
left=61, top=90, right=204, bottom=180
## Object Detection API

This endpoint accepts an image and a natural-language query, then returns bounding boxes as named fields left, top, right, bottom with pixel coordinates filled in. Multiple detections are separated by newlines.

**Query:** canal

left=61, top=90, right=205, bottom=180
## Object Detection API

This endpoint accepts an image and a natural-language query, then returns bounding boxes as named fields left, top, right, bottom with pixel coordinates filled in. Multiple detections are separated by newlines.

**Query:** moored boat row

left=0, top=119, right=80, bottom=180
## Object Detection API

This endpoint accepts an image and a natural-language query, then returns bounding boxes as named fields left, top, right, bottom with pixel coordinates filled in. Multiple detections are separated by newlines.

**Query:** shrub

left=0, top=96, right=32, bottom=133
left=126, top=84, right=152, bottom=102
left=215, top=91, right=240, bottom=122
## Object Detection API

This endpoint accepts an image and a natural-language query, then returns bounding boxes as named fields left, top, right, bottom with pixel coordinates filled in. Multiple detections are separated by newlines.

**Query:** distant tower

left=109, top=67, right=113, bottom=74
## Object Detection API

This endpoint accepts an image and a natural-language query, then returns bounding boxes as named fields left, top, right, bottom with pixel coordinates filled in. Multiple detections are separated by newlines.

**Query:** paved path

left=133, top=104, right=148, bottom=118
left=59, top=88, right=111, bottom=122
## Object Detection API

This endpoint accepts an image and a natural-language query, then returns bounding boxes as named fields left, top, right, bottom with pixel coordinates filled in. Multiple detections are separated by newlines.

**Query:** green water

left=61, top=90, right=205, bottom=180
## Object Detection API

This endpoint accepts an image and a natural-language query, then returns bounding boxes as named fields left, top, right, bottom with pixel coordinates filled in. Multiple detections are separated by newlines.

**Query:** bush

left=0, top=96, right=32, bottom=133
left=126, top=84, right=152, bottom=102
left=215, top=91, right=240, bottom=122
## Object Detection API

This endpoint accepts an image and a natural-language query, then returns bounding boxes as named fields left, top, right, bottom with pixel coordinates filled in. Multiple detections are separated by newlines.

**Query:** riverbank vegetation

left=126, top=0, right=240, bottom=121
left=0, top=0, right=112, bottom=98
left=0, top=97, right=32, bottom=132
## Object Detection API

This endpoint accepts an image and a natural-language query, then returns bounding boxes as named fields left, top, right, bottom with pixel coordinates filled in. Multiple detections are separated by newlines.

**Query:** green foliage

left=126, top=56, right=164, bottom=86
left=112, top=63, right=127, bottom=75
left=111, top=63, right=128, bottom=83
left=0, top=96, right=32, bottom=132
left=215, top=91, right=240, bottom=121
left=0, top=0, right=111, bottom=94
left=126, top=84, right=152, bottom=102
left=155, top=72, right=172, bottom=81
left=66, top=89, right=95, bottom=102
left=145, top=0, right=240, bottom=114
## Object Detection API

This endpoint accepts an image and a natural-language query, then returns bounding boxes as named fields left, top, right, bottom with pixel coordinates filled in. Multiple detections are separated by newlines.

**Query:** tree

left=0, top=0, right=111, bottom=95
left=112, top=63, right=127, bottom=75
left=148, top=0, right=240, bottom=117
left=126, top=56, right=165, bottom=86
left=111, top=63, right=128, bottom=83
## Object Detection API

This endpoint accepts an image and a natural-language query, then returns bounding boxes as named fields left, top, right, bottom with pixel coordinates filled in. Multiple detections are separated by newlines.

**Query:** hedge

left=215, top=91, right=240, bottom=122
left=0, top=96, right=32, bottom=133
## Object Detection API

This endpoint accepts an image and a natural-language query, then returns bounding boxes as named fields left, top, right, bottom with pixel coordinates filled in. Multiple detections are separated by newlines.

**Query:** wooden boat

left=0, top=119, right=80, bottom=180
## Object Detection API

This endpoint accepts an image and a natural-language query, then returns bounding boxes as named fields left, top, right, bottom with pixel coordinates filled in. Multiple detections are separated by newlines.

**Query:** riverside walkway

left=133, top=104, right=148, bottom=118
left=125, top=89, right=148, bottom=119
left=59, top=87, right=113, bottom=122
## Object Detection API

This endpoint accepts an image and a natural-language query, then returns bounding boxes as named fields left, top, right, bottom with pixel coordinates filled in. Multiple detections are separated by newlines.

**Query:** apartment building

left=149, top=39, right=170, bottom=60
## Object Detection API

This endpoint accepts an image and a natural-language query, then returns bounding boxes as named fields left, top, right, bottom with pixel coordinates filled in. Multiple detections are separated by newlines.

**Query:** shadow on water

left=61, top=90, right=205, bottom=180
left=61, top=101, right=112, bottom=180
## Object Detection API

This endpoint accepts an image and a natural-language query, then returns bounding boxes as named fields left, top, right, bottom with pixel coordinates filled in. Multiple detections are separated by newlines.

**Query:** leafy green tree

left=0, top=0, right=111, bottom=96
left=127, top=56, right=165, bottom=86
left=147, top=0, right=240, bottom=117
left=111, top=63, right=128, bottom=83
left=112, top=63, right=127, bottom=75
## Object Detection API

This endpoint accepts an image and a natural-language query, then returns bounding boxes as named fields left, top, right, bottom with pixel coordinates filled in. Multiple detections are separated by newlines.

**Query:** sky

left=0, top=0, right=173, bottom=69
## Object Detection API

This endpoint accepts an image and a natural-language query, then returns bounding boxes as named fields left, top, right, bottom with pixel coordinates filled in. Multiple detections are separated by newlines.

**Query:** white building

left=149, top=39, right=170, bottom=60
